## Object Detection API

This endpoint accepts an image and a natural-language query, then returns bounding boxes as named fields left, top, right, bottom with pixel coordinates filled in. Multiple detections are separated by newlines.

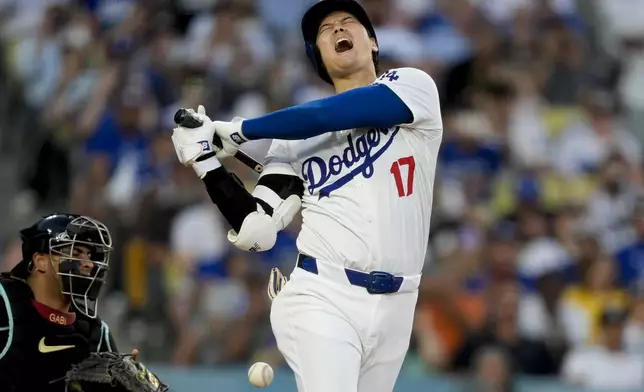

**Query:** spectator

left=516, top=205, right=571, bottom=285
left=538, top=17, right=583, bottom=105
left=559, top=255, right=630, bottom=346
left=168, top=194, right=245, bottom=364
left=220, top=271, right=276, bottom=363
left=464, top=345, right=515, bottom=392
left=81, top=98, right=157, bottom=213
left=554, top=91, right=642, bottom=179
left=517, top=267, right=568, bottom=368
left=451, top=282, right=558, bottom=375
left=440, top=21, right=502, bottom=114
left=414, top=249, right=487, bottom=370
left=160, top=69, right=208, bottom=131
left=505, top=68, right=549, bottom=169
left=624, top=283, right=644, bottom=356
left=582, top=153, right=640, bottom=252
left=563, top=307, right=644, bottom=389
left=12, top=5, right=66, bottom=109
left=596, top=0, right=644, bottom=144
left=615, top=199, right=644, bottom=287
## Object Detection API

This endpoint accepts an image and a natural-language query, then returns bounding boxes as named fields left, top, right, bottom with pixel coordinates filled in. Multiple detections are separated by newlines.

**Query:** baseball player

left=171, top=0, right=442, bottom=391
left=0, top=213, right=117, bottom=391
left=0, top=214, right=166, bottom=392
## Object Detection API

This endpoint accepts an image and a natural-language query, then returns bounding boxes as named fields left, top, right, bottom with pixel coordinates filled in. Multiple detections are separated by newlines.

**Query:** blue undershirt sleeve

left=241, top=83, right=413, bottom=141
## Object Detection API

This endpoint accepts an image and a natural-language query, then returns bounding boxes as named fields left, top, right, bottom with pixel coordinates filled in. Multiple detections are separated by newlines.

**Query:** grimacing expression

left=316, top=11, right=377, bottom=78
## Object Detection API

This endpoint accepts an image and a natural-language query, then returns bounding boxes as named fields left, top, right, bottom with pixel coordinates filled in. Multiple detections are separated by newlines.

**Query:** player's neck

left=28, top=277, right=71, bottom=313
left=332, top=68, right=377, bottom=94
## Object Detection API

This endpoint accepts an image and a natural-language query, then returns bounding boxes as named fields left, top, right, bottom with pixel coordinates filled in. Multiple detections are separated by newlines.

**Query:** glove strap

left=193, top=156, right=222, bottom=179
left=231, top=117, right=248, bottom=144
left=195, top=151, right=217, bottom=162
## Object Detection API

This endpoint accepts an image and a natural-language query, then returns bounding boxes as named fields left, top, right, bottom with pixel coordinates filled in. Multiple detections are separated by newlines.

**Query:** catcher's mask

left=15, top=214, right=113, bottom=318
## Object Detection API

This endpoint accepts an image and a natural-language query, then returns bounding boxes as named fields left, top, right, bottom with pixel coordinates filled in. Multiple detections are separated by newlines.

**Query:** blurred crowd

left=1, top=0, right=644, bottom=390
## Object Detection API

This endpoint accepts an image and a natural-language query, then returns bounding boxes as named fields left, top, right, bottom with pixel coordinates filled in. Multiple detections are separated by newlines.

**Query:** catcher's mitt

left=63, top=352, right=169, bottom=392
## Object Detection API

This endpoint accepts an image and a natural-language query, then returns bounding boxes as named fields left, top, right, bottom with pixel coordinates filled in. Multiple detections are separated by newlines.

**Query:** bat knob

left=174, top=108, right=203, bottom=128
left=173, top=109, right=188, bottom=125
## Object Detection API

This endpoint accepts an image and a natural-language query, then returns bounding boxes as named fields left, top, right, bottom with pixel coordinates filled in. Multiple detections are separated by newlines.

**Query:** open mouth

left=335, top=38, right=354, bottom=53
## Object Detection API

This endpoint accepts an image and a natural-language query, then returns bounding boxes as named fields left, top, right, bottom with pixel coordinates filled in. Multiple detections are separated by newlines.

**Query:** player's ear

left=371, top=38, right=378, bottom=54
left=32, top=253, right=49, bottom=274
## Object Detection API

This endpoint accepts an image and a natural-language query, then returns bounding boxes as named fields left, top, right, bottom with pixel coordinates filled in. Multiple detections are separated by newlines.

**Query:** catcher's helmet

left=301, top=0, right=379, bottom=84
left=14, top=213, right=113, bottom=318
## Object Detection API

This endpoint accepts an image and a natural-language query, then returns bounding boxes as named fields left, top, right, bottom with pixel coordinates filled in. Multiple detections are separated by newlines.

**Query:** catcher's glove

left=62, top=352, right=169, bottom=392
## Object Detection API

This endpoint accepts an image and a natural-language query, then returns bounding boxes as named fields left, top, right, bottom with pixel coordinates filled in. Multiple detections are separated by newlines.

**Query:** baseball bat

left=174, top=108, right=264, bottom=174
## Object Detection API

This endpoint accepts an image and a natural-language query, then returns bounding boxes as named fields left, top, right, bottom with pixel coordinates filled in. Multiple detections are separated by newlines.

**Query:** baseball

left=248, top=361, right=274, bottom=388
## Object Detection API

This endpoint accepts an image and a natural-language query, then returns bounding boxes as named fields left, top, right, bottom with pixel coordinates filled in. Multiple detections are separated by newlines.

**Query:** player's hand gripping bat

left=174, top=108, right=264, bottom=174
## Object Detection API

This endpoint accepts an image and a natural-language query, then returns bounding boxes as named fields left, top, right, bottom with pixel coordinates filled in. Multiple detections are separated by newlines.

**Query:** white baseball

left=247, top=361, right=274, bottom=388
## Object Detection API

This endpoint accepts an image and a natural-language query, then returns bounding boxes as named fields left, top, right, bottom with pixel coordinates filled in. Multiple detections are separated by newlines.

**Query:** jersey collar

left=31, top=300, right=76, bottom=326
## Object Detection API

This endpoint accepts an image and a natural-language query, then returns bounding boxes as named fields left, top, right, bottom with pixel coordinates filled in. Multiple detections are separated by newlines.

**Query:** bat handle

left=173, top=108, right=264, bottom=174
left=235, top=151, right=264, bottom=173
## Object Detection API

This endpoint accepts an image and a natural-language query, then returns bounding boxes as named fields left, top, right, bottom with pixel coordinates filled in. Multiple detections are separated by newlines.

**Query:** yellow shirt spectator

left=559, top=257, right=629, bottom=345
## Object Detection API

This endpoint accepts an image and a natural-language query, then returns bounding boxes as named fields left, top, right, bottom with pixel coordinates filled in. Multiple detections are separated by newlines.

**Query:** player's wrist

left=192, top=155, right=222, bottom=179
left=229, top=120, right=249, bottom=144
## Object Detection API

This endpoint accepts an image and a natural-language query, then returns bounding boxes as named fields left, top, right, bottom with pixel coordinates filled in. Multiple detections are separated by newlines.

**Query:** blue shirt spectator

left=615, top=241, right=644, bottom=287
left=439, top=140, right=503, bottom=180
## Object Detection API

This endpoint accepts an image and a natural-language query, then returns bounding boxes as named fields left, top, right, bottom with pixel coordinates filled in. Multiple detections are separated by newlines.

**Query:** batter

left=170, top=1, right=443, bottom=390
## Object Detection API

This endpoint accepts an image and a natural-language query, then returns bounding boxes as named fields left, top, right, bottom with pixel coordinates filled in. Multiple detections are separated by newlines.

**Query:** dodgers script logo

left=302, top=126, right=400, bottom=198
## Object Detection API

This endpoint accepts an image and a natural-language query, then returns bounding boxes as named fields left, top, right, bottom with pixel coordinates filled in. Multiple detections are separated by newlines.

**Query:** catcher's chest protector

left=0, top=277, right=105, bottom=392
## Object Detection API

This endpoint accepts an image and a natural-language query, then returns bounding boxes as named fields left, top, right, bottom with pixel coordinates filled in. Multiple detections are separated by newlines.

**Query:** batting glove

left=267, top=267, right=287, bottom=301
left=171, top=105, right=224, bottom=178
left=212, top=117, right=249, bottom=158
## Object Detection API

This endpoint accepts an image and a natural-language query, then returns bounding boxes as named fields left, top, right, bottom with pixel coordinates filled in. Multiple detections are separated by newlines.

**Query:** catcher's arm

left=0, top=282, right=16, bottom=391
left=97, top=320, right=118, bottom=353
left=202, top=140, right=304, bottom=252
left=0, top=283, right=10, bottom=362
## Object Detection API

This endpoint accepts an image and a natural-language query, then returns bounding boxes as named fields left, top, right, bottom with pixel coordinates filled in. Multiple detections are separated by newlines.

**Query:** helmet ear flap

left=305, top=42, right=317, bottom=70
left=305, top=42, right=333, bottom=85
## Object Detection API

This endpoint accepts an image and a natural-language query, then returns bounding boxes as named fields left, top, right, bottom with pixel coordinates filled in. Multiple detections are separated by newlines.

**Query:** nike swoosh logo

left=38, top=337, right=75, bottom=353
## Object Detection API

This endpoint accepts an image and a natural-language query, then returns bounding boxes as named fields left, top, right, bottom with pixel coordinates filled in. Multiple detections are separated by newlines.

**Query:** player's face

left=49, top=245, right=94, bottom=276
left=316, top=11, right=377, bottom=79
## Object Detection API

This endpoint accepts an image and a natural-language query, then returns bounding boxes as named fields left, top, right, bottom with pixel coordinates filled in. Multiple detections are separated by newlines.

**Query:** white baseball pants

left=270, top=264, right=419, bottom=392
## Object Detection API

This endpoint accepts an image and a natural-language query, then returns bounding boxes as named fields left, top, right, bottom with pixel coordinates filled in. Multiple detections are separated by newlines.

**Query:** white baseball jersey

left=261, top=67, right=442, bottom=276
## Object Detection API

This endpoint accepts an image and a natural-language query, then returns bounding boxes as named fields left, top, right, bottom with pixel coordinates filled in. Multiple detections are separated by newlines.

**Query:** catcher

left=0, top=213, right=168, bottom=392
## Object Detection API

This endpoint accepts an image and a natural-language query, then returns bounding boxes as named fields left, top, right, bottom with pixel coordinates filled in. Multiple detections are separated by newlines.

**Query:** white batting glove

left=212, top=117, right=249, bottom=157
left=171, top=105, right=222, bottom=178
left=267, top=267, right=287, bottom=301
